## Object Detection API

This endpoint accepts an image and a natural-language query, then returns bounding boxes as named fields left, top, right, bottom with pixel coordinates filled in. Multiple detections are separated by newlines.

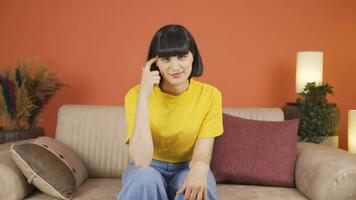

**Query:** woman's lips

left=171, top=72, right=183, bottom=78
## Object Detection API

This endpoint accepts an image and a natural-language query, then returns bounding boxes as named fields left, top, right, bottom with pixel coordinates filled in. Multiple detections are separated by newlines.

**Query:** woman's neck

left=160, top=80, right=190, bottom=96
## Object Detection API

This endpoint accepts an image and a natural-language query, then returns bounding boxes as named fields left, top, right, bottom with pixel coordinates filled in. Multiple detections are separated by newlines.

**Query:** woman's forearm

left=189, top=138, right=215, bottom=169
left=128, top=94, right=154, bottom=168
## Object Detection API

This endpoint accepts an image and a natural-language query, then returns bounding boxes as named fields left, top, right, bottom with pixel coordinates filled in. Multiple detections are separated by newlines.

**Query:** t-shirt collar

left=154, top=79, right=194, bottom=102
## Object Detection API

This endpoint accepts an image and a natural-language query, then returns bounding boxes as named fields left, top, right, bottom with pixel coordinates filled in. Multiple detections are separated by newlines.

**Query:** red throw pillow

left=211, top=113, right=299, bottom=187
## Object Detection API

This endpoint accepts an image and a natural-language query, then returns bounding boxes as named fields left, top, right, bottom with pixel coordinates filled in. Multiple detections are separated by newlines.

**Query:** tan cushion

left=34, top=137, right=88, bottom=188
left=10, top=137, right=88, bottom=200
left=11, top=143, right=74, bottom=199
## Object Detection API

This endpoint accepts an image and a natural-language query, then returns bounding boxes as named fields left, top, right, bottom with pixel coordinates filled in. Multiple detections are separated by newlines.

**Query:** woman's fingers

left=184, top=187, right=192, bottom=200
left=139, top=57, right=160, bottom=96
left=203, top=188, right=207, bottom=200
left=188, top=187, right=200, bottom=200
left=152, top=75, right=161, bottom=84
left=176, top=187, right=184, bottom=195
left=150, top=70, right=160, bottom=76
left=143, top=57, right=158, bottom=72
left=153, top=81, right=160, bottom=86
left=197, top=189, right=203, bottom=200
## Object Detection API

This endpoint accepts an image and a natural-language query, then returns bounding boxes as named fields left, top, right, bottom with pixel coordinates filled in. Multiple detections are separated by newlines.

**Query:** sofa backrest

left=54, top=105, right=284, bottom=178
left=222, top=107, right=284, bottom=121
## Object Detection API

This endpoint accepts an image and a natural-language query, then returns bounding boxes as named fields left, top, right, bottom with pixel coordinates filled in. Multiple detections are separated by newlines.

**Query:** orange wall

left=1, top=0, right=355, bottom=150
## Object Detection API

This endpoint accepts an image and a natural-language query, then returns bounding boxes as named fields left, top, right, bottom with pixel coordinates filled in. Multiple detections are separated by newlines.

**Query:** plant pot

left=0, top=127, right=45, bottom=144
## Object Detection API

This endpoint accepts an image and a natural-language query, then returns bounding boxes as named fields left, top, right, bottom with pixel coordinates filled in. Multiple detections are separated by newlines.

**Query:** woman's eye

left=178, top=54, right=188, bottom=59
left=160, top=57, right=170, bottom=62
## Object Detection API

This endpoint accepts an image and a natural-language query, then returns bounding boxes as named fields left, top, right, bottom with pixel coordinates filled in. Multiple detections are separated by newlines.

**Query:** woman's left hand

left=176, top=161, right=209, bottom=200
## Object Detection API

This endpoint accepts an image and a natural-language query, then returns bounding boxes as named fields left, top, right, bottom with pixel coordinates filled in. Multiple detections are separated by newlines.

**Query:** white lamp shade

left=349, top=110, right=356, bottom=153
left=296, top=51, right=323, bottom=93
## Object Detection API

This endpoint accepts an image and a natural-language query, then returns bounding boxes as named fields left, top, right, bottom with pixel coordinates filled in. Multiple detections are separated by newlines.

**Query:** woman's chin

left=166, top=76, right=188, bottom=85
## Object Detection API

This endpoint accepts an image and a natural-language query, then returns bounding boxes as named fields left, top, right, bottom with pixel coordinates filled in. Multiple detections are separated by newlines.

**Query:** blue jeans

left=116, top=159, right=220, bottom=200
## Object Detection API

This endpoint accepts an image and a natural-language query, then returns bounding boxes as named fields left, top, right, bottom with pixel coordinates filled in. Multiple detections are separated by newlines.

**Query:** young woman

left=117, top=24, right=223, bottom=200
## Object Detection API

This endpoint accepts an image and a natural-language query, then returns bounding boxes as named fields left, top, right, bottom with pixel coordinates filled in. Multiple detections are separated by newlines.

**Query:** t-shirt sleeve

left=197, top=90, right=224, bottom=138
left=124, top=87, right=139, bottom=145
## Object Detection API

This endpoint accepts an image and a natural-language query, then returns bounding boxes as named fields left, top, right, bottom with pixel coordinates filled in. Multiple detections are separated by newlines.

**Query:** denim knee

left=117, top=167, right=168, bottom=200
left=132, top=167, right=165, bottom=186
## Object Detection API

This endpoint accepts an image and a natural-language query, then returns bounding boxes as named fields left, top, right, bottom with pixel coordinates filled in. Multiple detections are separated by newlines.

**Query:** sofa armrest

left=295, top=142, right=356, bottom=200
left=0, top=140, right=35, bottom=200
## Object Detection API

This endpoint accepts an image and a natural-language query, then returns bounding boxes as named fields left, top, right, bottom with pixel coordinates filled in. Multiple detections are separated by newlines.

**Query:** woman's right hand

left=139, top=57, right=160, bottom=97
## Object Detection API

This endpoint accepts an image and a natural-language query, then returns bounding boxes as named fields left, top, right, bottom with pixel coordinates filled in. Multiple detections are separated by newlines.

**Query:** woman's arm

left=128, top=57, right=159, bottom=168
left=189, top=138, right=215, bottom=168
left=177, top=138, right=215, bottom=200
left=128, top=94, right=154, bottom=168
left=177, top=89, right=222, bottom=199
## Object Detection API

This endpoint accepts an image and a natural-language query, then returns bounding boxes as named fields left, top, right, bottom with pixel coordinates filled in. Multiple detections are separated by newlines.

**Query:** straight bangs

left=156, top=30, right=193, bottom=58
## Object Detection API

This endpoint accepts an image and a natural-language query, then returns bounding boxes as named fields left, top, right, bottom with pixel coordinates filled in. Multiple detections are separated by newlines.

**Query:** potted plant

left=0, top=59, right=66, bottom=144
left=296, top=82, right=339, bottom=144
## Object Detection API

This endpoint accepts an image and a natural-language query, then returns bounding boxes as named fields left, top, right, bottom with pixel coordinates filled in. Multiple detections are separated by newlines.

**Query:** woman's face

left=156, top=51, right=193, bottom=86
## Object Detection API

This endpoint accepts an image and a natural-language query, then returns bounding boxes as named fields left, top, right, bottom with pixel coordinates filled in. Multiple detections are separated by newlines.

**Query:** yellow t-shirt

left=124, top=78, right=223, bottom=163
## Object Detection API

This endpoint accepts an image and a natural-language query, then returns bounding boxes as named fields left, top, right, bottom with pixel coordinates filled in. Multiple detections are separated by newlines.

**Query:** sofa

left=1, top=105, right=356, bottom=200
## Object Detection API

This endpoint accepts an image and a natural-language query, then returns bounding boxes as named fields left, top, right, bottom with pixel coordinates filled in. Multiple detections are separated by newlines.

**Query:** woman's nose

left=170, top=60, right=181, bottom=70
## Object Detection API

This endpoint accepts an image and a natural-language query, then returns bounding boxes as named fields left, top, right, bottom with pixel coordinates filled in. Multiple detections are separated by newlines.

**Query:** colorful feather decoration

left=0, top=78, right=15, bottom=118
left=0, top=74, right=3, bottom=87
left=1, top=58, right=66, bottom=129
left=16, top=67, right=23, bottom=87
left=7, top=79, right=17, bottom=117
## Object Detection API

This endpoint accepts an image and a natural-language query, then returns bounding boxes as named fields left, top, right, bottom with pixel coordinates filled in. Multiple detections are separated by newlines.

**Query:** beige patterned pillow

left=10, top=136, right=88, bottom=199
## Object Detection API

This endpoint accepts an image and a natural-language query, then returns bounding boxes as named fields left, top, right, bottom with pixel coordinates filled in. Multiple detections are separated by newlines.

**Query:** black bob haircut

left=147, top=24, right=203, bottom=79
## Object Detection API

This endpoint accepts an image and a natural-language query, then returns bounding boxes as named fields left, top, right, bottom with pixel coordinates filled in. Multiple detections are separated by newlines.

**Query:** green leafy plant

left=296, top=82, right=334, bottom=143
left=0, top=59, right=67, bottom=130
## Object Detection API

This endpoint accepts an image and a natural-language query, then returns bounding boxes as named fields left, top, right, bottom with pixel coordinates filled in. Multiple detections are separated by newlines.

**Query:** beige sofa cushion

left=24, top=178, right=308, bottom=200
left=25, top=179, right=121, bottom=200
